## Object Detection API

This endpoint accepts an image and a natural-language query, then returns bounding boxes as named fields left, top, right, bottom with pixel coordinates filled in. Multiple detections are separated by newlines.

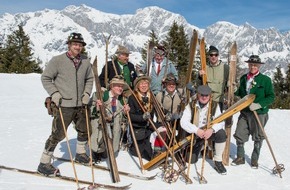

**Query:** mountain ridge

left=0, top=4, right=289, bottom=75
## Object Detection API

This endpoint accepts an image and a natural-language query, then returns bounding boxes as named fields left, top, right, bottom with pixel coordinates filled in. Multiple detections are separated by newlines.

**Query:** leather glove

left=82, top=92, right=90, bottom=105
left=249, top=103, right=262, bottom=111
left=51, top=92, right=62, bottom=107
left=165, top=113, right=172, bottom=122
left=142, top=112, right=151, bottom=120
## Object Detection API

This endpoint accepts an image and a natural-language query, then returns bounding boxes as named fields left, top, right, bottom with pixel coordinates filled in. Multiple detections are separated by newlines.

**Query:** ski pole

left=84, top=105, right=96, bottom=188
left=253, top=111, right=284, bottom=178
left=59, top=106, right=81, bottom=189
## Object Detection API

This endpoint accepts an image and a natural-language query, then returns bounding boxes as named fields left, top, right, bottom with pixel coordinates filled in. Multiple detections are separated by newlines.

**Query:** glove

left=51, top=92, right=62, bottom=107
left=249, top=103, right=262, bottom=111
left=142, top=112, right=151, bottom=120
left=82, top=92, right=90, bottom=105
left=186, top=82, right=196, bottom=95
left=172, top=112, right=181, bottom=120
left=165, top=113, right=172, bottom=122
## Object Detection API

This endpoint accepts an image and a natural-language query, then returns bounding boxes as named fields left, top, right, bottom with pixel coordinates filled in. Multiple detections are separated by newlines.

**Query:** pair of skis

left=0, top=164, right=131, bottom=190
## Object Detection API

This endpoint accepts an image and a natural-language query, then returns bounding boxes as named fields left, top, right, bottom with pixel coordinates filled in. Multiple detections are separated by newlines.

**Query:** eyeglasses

left=200, top=94, right=209, bottom=97
left=209, top=54, right=219, bottom=57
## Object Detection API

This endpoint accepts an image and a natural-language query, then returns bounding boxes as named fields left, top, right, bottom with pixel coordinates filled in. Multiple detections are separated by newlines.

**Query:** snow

left=0, top=73, right=289, bottom=190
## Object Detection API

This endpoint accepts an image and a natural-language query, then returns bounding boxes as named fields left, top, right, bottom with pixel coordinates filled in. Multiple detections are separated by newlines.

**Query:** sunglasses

left=210, top=54, right=219, bottom=57
left=200, top=94, right=210, bottom=97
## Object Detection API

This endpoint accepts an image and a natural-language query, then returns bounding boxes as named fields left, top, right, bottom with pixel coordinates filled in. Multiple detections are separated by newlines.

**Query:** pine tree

left=0, top=25, right=42, bottom=73
left=140, top=30, right=159, bottom=64
left=285, top=64, right=290, bottom=108
left=272, top=66, right=286, bottom=108
left=163, top=21, right=189, bottom=86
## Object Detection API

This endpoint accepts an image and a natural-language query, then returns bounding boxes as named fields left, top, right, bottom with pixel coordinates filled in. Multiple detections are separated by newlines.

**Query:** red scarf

left=247, top=71, right=259, bottom=80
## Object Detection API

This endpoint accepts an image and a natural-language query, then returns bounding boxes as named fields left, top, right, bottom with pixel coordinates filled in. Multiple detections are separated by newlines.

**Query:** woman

left=128, top=75, right=154, bottom=161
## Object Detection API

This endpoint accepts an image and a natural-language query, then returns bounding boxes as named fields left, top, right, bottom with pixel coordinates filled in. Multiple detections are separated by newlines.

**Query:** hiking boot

left=37, top=163, right=60, bottom=177
left=75, top=153, right=90, bottom=165
left=231, top=157, right=245, bottom=166
left=251, top=160, right=259, bottom=169
left=92, top=152, right=102, bottom=164
left=214, top=161, right=227, bottom=175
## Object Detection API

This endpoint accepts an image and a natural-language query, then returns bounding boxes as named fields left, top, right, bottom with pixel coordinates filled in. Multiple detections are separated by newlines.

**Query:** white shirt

left=180, top=101, right=224, bottom=134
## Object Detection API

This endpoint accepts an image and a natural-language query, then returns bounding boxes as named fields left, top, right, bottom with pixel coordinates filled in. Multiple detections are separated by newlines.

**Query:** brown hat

left=154, top=45, right=166, bottom=56
left=162, top=73, right=178, bottom=85
left=115, top=45, right=131, bottom=55
left=133, top=74, right=151, bottom=90
left=109, top=75, right=128, bottom=90
left=66, top=32, right=86, bottom=46
left=245, top=55, right=264, bottom=64
left=197, top=85, right=212, bottom=95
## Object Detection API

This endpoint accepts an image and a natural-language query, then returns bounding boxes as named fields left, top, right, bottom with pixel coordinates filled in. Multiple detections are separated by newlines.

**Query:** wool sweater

left=41, top=53, right=93, bottom=107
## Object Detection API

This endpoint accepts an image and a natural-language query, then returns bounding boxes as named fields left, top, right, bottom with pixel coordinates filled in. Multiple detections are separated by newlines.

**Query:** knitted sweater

left=41, top=53, right=93, bottom=107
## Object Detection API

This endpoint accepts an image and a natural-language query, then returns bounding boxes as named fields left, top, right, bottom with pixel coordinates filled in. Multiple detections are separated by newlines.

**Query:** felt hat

left=245, top=55, right=264, bottom=64
left=115, top=45, right=131, bottom=55
left=162, top=73, right=178, bottom=85
left=109, top=75, right=128, bottom=90
left=133, top=74, right=151, bottom=90
left=66, top=32, right=86, bottom=46
left=154, top=45, right=166, bottom=56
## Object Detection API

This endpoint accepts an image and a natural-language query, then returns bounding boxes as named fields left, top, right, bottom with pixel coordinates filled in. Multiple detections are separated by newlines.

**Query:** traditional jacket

left=141, top=57, right=178, bottom=95
left=41, top=53, right=93, bottom=107
left=235, top=72, right=275, bottom=114
left=99, top=59, right=137, bottom=89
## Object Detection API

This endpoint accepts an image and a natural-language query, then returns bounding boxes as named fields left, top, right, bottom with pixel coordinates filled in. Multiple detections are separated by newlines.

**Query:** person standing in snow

left=99, top=45, right=137, bottom=90
left=232, top=55, right=275, bottom=168
left=180, top=85, right=227, bottom=175
left=139, top=45, right=178, bottom=95
left=198, top=45, right=229, bottom=114
left=38, top=32, right=94, bottom=176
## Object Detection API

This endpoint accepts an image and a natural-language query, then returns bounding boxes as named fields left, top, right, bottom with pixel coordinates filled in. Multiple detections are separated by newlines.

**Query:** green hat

left=66, top=32, right=86, bottom=46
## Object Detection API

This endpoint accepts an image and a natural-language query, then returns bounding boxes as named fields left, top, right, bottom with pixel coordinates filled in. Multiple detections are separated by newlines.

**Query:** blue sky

left=0, top=0, right=289, bottom=31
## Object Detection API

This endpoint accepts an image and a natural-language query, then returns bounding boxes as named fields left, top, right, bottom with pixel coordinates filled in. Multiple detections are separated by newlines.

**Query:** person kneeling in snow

left=180, top=85, right=227, bottom=175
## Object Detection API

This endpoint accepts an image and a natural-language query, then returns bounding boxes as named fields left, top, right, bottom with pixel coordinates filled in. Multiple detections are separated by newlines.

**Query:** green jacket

left=235, top=73, right=275, bottom=114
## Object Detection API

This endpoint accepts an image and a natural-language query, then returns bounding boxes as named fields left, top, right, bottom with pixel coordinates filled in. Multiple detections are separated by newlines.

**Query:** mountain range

left=0, top=4, right=289, bottom=75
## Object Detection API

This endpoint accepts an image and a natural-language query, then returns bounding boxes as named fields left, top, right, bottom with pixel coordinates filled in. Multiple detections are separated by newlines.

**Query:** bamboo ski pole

left=58, top=106, right=81, bottom=189
left=187, top=104, right=197, bottom=177
left=123, top=97, right=145, bottom=173
left=199, top=96, right=212, bottom=183
left=253, top=111, right=284, bottom=178
left=127, top=87, right=192, bottom=184
left=84, top=105, right=96, bottom=187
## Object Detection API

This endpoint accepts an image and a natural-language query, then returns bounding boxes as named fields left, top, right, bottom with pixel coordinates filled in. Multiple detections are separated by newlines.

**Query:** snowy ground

left=0, top=73, right=289, bottom=190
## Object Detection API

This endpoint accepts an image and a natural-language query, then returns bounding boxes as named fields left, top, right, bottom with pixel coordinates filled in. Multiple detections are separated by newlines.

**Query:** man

left=199, top=45, right=229, bottom=114
left=90, top=75, right=130, bottom=163
left=99, top=45, right=137, bottom=89
left=232, top=55, right=275, bottom=168
left=180, top=85, right=227, bottom=175
left=140, top=45, right=178, bottom=95
left=38, top=32, right=94, bottom=176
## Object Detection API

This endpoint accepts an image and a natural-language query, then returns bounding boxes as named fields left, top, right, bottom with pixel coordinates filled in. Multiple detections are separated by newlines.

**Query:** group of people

left=37, top=32, right=275, bottom=178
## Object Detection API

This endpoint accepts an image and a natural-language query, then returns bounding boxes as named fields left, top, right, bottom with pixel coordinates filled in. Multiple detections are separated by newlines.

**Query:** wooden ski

left=178, top=29, right=198, bottom=141
left=92, top=56, right=120, bottom=183
left=200, top=37, right=207, bottom=85
left=146, top=41, right=155, bottom=76
left=223, top=41, right=237, bottom=166
left=143, top=94, right=255, bottom=170
left=0, top=165, right=131, bottom=189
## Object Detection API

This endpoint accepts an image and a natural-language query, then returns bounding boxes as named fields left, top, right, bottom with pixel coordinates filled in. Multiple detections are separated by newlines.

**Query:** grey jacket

left=41, top=53, right=94, bottom=107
